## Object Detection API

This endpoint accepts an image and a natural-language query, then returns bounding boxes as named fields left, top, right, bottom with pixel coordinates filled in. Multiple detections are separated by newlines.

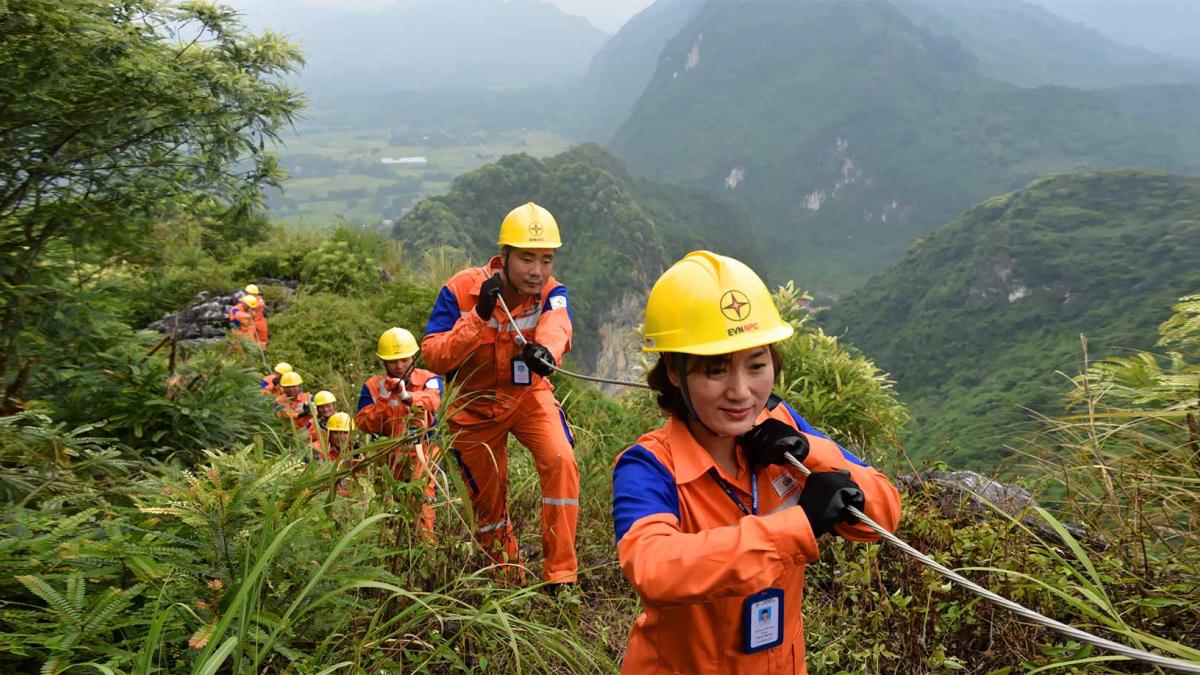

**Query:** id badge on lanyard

left=742, top=588, right=784, bottom=653
left=512, top=357, right=532, bottom=386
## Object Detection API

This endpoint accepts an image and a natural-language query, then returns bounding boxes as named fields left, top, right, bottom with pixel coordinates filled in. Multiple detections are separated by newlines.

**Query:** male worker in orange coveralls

left=421, top=202, right=578, bottom=591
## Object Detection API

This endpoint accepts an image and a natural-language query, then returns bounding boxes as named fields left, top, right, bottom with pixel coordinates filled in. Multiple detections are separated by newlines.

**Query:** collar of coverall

left=664, top=413, right=766, bottom=486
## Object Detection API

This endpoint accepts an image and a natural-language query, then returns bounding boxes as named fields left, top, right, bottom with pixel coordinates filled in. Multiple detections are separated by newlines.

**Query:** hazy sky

left=224, top=0, right=656, bottom=32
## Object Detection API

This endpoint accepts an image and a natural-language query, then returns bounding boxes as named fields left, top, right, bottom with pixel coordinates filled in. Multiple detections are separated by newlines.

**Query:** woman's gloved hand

left=740, top=418, right=809, bottom=469
left=798, top=470, right=864, bottom=537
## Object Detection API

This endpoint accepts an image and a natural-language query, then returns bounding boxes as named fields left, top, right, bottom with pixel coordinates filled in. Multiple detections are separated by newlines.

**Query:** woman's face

left=673, top=346, right=775, bottom=437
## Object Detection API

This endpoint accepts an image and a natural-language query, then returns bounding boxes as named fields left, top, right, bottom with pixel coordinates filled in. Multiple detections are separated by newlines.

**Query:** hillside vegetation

left=822, top=170, right=1200, bottom=468
left=608, top=0, right=1200, bottom=291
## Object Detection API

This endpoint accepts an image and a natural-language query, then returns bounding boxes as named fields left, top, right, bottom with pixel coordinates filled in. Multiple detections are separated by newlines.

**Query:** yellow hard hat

left=273, top=362, right=293, bottom=375
left=244, top=283, right=261, bottom=295
left=377, top=327, right=419, bottom=360
left=280, top=371, right=303, bottom=387
left=497, top=202, right=562, bottom=249
left=326, top=412, right=352, bottom=432
left=642, top=250, right=794, bottom=355
left=241, top=294, right=259, bottom=309
left=313, top=390, right=336, bottom=406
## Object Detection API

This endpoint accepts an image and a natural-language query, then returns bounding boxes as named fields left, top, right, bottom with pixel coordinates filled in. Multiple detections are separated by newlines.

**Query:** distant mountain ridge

left=821, top=170, right=1200, bottom=468
left=233, top=0, right=608, bottom=102
left=607, top=0, right=1200, bottom=291
left=894, top=0, right=1200, bottom=88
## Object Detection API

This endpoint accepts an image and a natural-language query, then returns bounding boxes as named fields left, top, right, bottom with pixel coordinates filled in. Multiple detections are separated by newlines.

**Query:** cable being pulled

left=497, top=295, right=650, bottom=390
left=783, top=454, right=1200, bottom=673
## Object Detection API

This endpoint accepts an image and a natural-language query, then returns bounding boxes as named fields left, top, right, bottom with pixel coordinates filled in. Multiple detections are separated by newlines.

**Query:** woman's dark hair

left=646, top=345, right=783, bottom=420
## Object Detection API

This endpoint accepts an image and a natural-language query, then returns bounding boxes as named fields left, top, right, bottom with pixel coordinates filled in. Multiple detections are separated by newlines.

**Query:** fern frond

left=81, top=583, right=143, bottom=636
left=17, top=575, right=82, bottom=624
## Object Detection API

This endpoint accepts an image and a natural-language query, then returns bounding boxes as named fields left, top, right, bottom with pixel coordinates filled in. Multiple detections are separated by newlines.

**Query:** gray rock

left=147, top=279, right=297, bottom=342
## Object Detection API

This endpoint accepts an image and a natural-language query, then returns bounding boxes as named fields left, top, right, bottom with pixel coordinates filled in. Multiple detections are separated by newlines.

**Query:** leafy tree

left=0, top=0, right=303, bottom=409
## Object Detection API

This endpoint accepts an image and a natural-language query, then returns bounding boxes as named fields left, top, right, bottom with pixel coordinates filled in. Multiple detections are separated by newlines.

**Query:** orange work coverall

left=274, top=391, right=314, bottom=440
left=611, top=400, right=902, bottom=674
left=259, top=372, right=283, bottom=396
left=228, top=302, right=258, bottom=344
left=422, top=255, right=579, bottom=583
left=250, top=295, right=269, bottom=346
left=355, top=369, right=443, bottom=532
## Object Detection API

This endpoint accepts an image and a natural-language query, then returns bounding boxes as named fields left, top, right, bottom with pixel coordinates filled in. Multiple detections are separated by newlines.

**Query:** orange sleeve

left=802, top=436, right=902, bottom=541
left=617, top=509, right=820, bottom=606
left=408, top=386, right=441, bottom=416
left=421, top=307, right=488, bottom=374
left=533, top=298, right=572, bottom=362
left=354, top=397, right=410, bottom=436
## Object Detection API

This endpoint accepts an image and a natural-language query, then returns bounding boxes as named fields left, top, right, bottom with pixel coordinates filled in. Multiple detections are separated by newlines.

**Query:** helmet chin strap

left=673, top=354, right=722, bottom=439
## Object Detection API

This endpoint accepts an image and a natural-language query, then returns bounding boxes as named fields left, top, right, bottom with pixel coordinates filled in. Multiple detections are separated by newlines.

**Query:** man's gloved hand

left=798, top=471, right=864, bottom=537
left=475, top=273, right=504, bottom=320
left=741, top=418, right=810, bottom=469
left=522, top=342, right=556, bottom=377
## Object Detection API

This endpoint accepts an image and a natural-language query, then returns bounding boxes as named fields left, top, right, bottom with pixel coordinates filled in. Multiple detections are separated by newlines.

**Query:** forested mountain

left=231, top=0, right=608, bottom=100
left=572, top=0, right=703, bottom=141
left=821, top=170, right=1200, bottom=468
left=392, top=144, right=762, bottom=365
left=608, top=0, right=1200, bottom=292
left=894, top=0, right=1200, bottom=88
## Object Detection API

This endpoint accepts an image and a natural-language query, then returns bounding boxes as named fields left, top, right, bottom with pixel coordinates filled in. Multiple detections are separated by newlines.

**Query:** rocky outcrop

left=900, top=470, right=1093, bottom=545
left=592, top=289, right=649, bottom=395
left=147, top=279, right=296, bottom=343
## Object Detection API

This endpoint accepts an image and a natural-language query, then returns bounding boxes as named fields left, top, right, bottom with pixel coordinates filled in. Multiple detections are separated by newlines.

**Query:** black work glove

left=798, top=471, right=865, bottom=537
left=475, top=273, right=503, bottom=320
left=521, top=341, right=556, bottom=377
left=741, top=418, right=810, bottom=469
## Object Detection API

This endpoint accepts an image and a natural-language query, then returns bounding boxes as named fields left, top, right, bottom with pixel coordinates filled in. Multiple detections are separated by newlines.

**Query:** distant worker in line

left=229, top=294, right=260, bottom=347
left=322, top=412, right=355, bottom=462
left=355, top=327, right=443, bottom=533
left=260, top=362, right=292, bottom=396
left=422, top=202, right=579, bottom=588
left=310, top=390, right=339, bottom=457
left=274, top=371, right=315, bottom=442
left=244, top=283, right=270, bottom=347
left=612, top=251, right=903, bottom=673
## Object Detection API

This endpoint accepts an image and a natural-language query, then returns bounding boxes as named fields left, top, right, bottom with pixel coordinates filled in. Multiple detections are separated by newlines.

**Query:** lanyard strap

left=712, top=471, right=758, bottom=517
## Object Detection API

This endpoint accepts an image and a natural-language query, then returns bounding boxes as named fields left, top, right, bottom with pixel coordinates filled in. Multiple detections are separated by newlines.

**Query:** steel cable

left=783, top=455, right=1200, bottom=673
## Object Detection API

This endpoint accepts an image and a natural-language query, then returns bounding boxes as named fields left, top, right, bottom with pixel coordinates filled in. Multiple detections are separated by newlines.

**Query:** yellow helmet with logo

left=497, top=202, right=562, bottom=249
left=280, top=371, right=303, bottom=387
left=642, top=250, right=793, bottom=355
left=377, top=327, right=419, bottom=360
left=244, top=283, right=261, bottom=296
left=273, top=362, right=293, bottom=375
left=313, top=390, right=336, bottom=406
left=241, top=294, right=259, bottom=309
left=326, top=412, right=353, bottom=432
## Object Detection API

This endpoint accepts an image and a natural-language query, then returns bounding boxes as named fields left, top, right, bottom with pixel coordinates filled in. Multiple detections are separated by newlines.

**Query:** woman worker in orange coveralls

left=612, top=251, right=902, bottom=674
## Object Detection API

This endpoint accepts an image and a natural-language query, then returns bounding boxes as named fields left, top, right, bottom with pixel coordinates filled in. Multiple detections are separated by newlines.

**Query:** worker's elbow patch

left=613, top=445, right=679, bottom=545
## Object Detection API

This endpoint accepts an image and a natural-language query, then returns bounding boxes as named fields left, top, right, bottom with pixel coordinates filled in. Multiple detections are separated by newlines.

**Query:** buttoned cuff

left=762, top=506, right=820, bottom=567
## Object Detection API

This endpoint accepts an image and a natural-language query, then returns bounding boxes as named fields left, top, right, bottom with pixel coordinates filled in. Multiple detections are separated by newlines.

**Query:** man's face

left=283, top=384, right=301, bottom=398
left=385, top=357, right=413, bottom=379
left=504, top=248, right=555, bottom=295
left=317, top=403, right=336, bottom=420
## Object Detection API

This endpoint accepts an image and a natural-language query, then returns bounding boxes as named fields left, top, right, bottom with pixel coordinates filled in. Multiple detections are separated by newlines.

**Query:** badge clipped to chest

left=742, top=588, right=784, bottom=654
left=511, top=357, right=532, bottom=386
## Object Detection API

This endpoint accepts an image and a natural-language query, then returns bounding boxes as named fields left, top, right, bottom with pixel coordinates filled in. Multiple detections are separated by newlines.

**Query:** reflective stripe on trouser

left=450, top=388, right=580, bottom=583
